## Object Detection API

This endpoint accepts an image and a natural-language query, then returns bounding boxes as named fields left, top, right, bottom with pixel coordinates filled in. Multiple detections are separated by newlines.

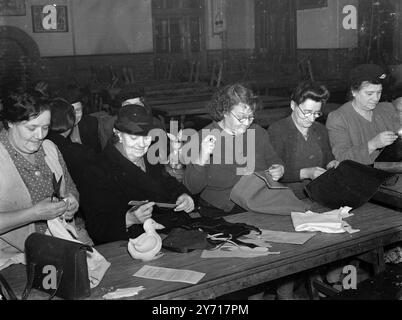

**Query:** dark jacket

left=47, top=132, right=98, bottom=190
left=268, top=116, right=334, bottom=198
left=79, top=141, right=191, bottom=245
left=77, top=115, right=102, bottom=153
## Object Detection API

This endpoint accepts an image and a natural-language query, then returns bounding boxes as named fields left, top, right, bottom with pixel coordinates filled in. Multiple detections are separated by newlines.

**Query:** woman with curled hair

left=183, top=83, right=284, bottom=216
left=268, top=81, right=338, bottom=199
left=0, top=93, right=79, bottom=259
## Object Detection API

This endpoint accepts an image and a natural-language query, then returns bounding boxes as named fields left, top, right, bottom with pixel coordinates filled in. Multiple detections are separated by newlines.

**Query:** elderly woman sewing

left=79, top=100, right=194, bottom=245
left=183, top=84, right=284, bottom=216
left=268, top=81, right=338, bottom=198
left=0, top=93, right=79, bottom=259
left=326, top=64, right=400, bottom=165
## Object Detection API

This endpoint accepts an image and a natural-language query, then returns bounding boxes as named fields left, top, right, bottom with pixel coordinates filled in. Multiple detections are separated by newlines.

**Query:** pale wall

left=72, top=0, right=153, bottom=55
left=205, top=0, right=255, bottom=50
left=0, top=0, right=153, bottom=57
left=0, top=0, right=74, bottom=56
left=297, top=0, right=358, bottom=49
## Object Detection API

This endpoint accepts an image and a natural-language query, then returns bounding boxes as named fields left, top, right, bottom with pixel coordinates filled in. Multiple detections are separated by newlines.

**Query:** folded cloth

left=47, top=218, right=111, bottom=288
left=230, top=173, right=310, bottom=215
left=102, top=286, right=145, bottom=300
left=291, top=207, right=360, bottom=234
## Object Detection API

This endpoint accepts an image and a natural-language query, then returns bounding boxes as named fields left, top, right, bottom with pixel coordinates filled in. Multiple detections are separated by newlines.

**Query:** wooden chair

left=165, top=58, right=174, bottom=80
left=188, top=60, right=200, bottom=83
left=298, top=58, right=315, bottom=82
left=209, top=60, right=224, bottom=88
left=122, top=66, right=135, bottom=85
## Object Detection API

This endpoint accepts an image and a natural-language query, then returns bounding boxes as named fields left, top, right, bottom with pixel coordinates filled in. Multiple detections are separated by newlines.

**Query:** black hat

left=114, top=104, right=155, bottom=136
left=349, top=64, right=387, bottom=85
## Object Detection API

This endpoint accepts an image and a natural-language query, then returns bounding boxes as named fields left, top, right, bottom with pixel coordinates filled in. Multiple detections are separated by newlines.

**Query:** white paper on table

left=102, top=286, right=145, bottom=300
left=201, top=245, right=279, bottom=259
left=242, top=229, right=317, bottom=245
left=133, top=265, right=205, bottom=284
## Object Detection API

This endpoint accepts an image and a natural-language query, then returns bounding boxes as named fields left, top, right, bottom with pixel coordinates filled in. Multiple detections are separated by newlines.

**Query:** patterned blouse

left=0, top=130, right=79, bottom=232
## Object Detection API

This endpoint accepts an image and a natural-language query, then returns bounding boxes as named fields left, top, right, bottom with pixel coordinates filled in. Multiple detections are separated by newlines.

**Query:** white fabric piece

left=102, top=286, right=145, bottom=300
left=47, top=218, right=111, bottom=288
left=0, top=252, right=25, bottom=271
left=291, top=207, right=360, bottom=234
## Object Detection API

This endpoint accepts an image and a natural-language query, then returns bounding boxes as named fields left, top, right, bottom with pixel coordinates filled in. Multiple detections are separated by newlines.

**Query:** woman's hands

left=175, top=194, right=194, bottom=213
left=268, top=164, right=285, bottom=181
left=368, top=131, right=398, bottom=153
left=326, top=160, right=340, bottom=170
left=61, top=193, right=79, bottom=221
left=300, top=167, right=327, bottom=180
left=32, top=197, right=68, bottom=221
left=198, top=135, right=217, bottom=166
left=126, top=201, right=155, bottom=228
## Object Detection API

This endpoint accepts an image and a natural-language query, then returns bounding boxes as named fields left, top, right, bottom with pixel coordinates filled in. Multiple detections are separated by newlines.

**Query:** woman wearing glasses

left=267, top=81, right=337, bottom=300
left=268, top=81, right=337, bottom=199
left=183, top=84, right=284, bottom=216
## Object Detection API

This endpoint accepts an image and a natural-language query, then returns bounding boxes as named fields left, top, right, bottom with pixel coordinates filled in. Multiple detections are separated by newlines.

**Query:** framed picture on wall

left=0, top=0, right=26, bottom=16
left=297, top=0, right=328, bottom=10
left=32, top=5, right=68, bottom=33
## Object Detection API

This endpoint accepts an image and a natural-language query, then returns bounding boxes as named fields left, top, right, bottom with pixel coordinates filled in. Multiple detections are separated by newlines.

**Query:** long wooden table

left=152, top=95, right=290, bottom=129
left=2, top=202, right=402, bottom=300
left=372, top=173, right=402, bottom=209
left=151, top=95, right=289, bottom=118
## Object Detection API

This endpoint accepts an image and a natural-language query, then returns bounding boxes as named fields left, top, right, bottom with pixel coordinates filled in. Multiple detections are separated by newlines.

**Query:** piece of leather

left=305, top=160, right=395, bottom=209
left=162, top=228, right=214, bottom=253
left=375, top=137, right=402, bottom=162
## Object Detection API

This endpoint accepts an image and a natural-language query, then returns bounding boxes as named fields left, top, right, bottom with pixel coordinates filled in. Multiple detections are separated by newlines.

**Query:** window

left=154, top=18, right=184, bottom=53
left=190, top=17, right=201, bottom=52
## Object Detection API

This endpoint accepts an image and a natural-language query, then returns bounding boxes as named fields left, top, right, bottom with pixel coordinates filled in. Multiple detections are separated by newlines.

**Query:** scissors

left=51, top=173, right=63, bottom=202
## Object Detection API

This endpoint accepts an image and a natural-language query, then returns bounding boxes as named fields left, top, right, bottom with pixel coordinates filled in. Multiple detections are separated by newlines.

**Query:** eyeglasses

left=297, top=105, right=323, bottom=118
left=230, top=111, right=254, bottom=124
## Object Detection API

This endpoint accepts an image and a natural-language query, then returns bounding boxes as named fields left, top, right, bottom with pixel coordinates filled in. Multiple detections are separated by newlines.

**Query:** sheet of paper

left=201, top=246, right=279, bottom=259
left=243, top=229, right=316, bottom=245
left=133, top=265, right=205, bottom=284
left=102, top=286, right=145, bottom=300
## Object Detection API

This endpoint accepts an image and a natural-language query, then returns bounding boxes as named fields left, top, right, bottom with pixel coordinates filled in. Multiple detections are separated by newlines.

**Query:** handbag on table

left=23, top=233, right=92, bottom=300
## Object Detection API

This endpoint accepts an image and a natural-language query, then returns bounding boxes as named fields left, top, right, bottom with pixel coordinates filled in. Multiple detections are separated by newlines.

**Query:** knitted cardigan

left=0, top=139, right=65, bottom=257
